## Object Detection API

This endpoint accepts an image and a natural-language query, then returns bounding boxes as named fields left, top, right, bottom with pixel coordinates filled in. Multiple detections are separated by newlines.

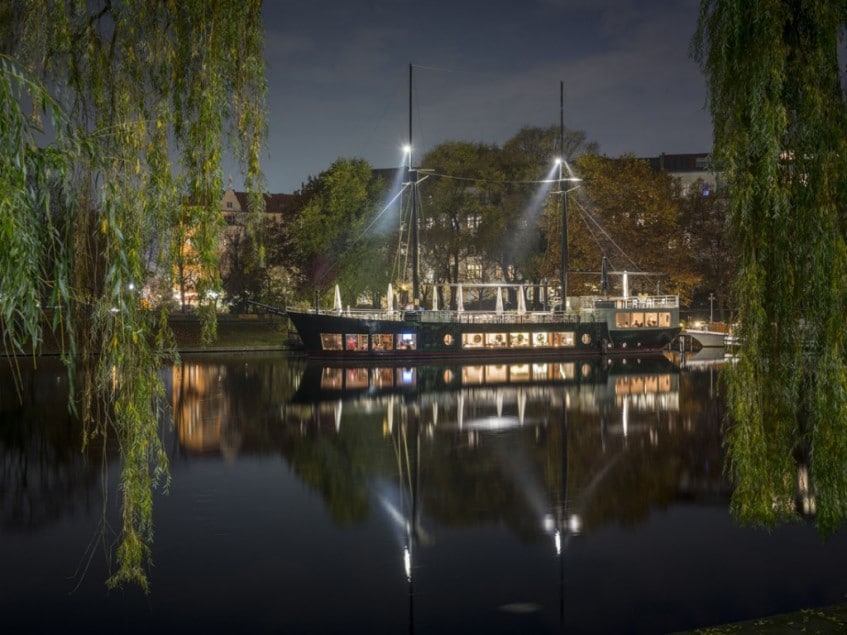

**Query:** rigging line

left=357, top=183, right=410, bottom=239
left=394, top=187, right=414, bottom=285
left=315, top=183, right=411, bottom=288
left=424, top=171, right=567, bottom=186
left=570, top=199, right=609, bottom=262
left=571, top=194, right=643, bottom=272
left=570, top=197, right=663, bottom=288
left=391, top=191, right=410, bottom=283
left=410, top=63, right=477, bottom=75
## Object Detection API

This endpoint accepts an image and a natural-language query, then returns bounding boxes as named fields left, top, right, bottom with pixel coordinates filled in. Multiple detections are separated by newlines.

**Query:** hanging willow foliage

left=693, top=0, right=847, bottom=533
left=1, top=1, right=266, bottom=590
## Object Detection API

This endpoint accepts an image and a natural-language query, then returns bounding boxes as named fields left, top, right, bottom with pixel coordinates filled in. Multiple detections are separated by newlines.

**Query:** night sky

left=258, top=0, right=712, bottom=193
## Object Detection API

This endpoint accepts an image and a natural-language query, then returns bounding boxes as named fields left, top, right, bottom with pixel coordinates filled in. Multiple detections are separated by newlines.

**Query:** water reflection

left=165, top=354, right=713, bottom=544
left=278, top=357, right=677, bottom=629
left=163, top=356, right=718, bottom=538
left=6, top=352, right=847, bottom=634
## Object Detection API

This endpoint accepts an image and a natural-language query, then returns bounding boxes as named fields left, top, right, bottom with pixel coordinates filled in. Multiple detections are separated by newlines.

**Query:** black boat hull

left=286, top=309, right=679, bottom=362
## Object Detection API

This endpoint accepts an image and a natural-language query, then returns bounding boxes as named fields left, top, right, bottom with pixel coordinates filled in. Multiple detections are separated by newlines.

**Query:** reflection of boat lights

left=404, top=545, right=412, bottom=581
left=544, top=514, right=581, bottom=555
left=569, top=514, right=582, bottom=534
left=464, top=416, right=522, bottom=431
left=401, top=368, right=415, bottom=384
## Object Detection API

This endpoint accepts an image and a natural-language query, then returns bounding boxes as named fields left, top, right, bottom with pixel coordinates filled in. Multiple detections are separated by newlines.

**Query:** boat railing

left=307, top=307, right=588, bottom=324
left=583, top=295, right=679, bottom=310
left=419, top=310, right=585, bottom=325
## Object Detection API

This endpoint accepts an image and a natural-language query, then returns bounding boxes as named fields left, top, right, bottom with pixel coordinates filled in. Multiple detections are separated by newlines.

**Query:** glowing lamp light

left=402, top=144, right=412, bottom=155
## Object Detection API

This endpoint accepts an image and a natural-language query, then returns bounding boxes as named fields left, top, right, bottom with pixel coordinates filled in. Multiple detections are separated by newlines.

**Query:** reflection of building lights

left=554, top=529, right=561, bottom=556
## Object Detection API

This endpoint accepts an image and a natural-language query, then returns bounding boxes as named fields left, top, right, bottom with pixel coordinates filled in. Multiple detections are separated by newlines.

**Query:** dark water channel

left=2, top=351, right=846, bottom=634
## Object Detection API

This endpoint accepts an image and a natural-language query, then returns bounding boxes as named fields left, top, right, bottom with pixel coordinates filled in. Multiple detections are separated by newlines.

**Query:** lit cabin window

left=462, top=333, right=485, bottom=349
left=396, top=333, right=417, bottom=350
left=485, top=333, right=507, bottom=347
left=320, top=334, right=342, bottom=350
left=552, top=332, right=575, bottom=347
left=509, top=332, right=531, bottom=347
left=345, top=334, right=368, bottom=351
left=372, top=333, right=394, bottom=351
left=532, top=332, right=549, bottom=347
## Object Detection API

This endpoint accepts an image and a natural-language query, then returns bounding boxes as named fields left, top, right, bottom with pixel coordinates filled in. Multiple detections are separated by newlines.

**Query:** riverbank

left=672, top=602, right=847, bottom=633
left=2, top=314, right=293, bottom=357
left=168, top=314, right=291, bottom=352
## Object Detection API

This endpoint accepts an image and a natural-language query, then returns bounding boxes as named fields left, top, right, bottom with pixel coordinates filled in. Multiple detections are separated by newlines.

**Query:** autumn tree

left=541, top=154, right=698, bottom=302
left=1, top=1, right=266, bottom=589
left=693, top=0, right=847, bottom=532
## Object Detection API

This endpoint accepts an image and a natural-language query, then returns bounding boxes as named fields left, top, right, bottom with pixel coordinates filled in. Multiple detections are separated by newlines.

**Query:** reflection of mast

left=554, top=389, right=582, bottom=629
left=390, top=396, right=422, bottom=634
left=558, top=393, right=567, bottom=625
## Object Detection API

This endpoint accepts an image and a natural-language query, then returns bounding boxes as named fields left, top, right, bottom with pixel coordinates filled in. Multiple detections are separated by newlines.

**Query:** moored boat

left=681, top=322, right=729, bottom=349
left=285, top=71, right=680, bottom=360
left=286, top=286, right=679, bottom=361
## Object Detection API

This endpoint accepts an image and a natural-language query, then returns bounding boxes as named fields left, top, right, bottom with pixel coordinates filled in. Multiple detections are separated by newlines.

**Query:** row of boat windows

left=319, top=330, right=588, bottom=352
left=614, top=311, right=673, bottom=328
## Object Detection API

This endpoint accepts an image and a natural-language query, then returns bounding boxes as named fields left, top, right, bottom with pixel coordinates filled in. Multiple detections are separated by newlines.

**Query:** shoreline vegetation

left=2, top=314, right=294, bottom=358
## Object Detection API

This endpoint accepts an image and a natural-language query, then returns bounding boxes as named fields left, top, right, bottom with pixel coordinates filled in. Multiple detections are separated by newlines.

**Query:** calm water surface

left=2, top=351, right=846, bottom=634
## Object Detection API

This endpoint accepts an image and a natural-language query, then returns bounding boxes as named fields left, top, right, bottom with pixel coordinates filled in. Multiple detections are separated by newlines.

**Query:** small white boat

left=682, top=327, right=727, bottom=348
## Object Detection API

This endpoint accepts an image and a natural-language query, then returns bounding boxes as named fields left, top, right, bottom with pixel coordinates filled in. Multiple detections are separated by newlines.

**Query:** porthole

left=581, top=333, right=591, bottom=345
left=444, top=333, right=454, bottom=346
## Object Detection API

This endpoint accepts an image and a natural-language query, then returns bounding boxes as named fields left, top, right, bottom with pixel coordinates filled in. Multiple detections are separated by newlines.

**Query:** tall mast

left=409, top=63, right=420, bottom=304
left=559, top=81, right=569, bottom=309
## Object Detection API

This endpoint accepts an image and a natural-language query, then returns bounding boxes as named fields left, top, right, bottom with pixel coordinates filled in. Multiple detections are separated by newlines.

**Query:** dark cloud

left=256, top=0, right=711, bottom=193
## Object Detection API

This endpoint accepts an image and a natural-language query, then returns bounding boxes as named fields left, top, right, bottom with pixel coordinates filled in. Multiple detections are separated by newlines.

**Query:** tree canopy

left=288, top=158, right=389, bottom=307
